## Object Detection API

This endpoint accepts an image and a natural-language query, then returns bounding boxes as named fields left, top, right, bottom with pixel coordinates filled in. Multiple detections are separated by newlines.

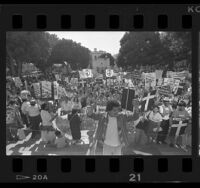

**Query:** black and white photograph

left=199, top=31, right=200, bottom=155
left=6, top=31, right=192, bottom=155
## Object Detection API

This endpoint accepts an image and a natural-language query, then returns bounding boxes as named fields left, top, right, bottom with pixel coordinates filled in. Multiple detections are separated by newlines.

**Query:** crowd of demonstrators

left=6, top=63, right=192, bottom=154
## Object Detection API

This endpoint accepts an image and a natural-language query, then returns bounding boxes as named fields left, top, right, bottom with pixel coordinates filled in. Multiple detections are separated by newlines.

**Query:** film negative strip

left=0, top=3, right=200, bottom=183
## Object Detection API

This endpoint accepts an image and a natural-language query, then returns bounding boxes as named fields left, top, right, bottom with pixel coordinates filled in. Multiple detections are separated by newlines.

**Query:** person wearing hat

left=157, top=97, right=173, bottom=144
left=168, top=100, right=191, bottom=148
left=26, top=99, right=42, bottom=139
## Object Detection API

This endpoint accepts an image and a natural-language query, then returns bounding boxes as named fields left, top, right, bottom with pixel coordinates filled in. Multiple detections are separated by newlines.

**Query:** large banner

left=41, top=81, right=52, bottom=98
left=167, top=71, right=188, bottom=80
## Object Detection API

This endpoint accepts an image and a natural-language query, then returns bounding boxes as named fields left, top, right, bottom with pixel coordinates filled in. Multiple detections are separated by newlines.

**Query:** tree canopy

left=47, top=39, right=91, bottom=70
left=99, top=53, right=115, bottom=66
left=6, top=32, right=50, bottom=76
left=6, top=32, right=91, bottom=76
left=116, top=32, right=191, bottom=70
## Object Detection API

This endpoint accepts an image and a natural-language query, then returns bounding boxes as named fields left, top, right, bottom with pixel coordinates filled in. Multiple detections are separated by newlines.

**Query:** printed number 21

left=129, top=174, right=141, bottom=182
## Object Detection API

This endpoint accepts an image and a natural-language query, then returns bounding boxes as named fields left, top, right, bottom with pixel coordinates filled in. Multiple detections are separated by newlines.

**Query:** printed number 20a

left=129, top=174, right=141, bottom=182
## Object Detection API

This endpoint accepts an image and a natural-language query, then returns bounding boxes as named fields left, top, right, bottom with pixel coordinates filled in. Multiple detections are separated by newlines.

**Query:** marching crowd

left=6, top=64, right=192, bottom=155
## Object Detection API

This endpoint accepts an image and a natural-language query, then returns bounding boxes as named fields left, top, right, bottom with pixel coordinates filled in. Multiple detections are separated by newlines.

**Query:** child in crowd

left=54, top=130, right=68, bottom=148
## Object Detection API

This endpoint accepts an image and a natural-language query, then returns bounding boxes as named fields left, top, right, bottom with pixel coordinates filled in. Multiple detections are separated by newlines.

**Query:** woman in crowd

left=26, top=99, right=42, bottom=139
left=157, top=98, right=173, bottom=144
left=68, top=107, right=82, bottom=144
left=21, top=97, right=31, bottom=128
left=40, top=102, right=58, bottom=144
left=59, top=96, right=73, bottom=116
left=72, top=96, right=82, bottom=111
left=145, top=105, right=163, bottom=144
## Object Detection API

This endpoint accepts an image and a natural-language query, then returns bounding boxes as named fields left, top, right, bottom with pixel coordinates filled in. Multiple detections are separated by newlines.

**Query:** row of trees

left=6, top=32, right=91, bottom=76
left=116, top=32, right=191, bottom=69
left=7, top=31, right=191, bottom=76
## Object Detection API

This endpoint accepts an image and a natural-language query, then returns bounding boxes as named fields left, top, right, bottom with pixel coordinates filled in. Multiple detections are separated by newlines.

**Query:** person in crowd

left=6, top=99, right=24, bottom=143
left=145, top=105, right=163, bottom=144
left=87, top=100, right=138, bottom=155
left=40, top=102, right=58, bottom=144
left=68, top=108, right=82, bottom=145
left=54, top=130, right=68, bottom=148
left=157, top=98, right=173, bottom=144
left=26, top=99, right=42, bottom=139
left=168, top=101, right=191, bottom=148
left=72, top=96, right=82, bottom=111
left=21, top=98, right=31, bottom=128
left=59, top=97, right=73, bottom=116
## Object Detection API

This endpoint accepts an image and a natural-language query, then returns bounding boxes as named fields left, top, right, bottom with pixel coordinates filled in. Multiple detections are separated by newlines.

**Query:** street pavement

left=6, top=130, right=190, bottom=156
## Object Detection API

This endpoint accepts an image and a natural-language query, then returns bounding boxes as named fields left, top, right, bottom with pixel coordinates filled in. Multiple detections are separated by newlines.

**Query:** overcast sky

left=48, top=32, right=125, bottom=55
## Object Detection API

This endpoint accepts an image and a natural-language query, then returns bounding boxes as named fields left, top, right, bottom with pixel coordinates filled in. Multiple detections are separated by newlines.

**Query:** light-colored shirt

left=159, top=105, right=172, bottom=120
left=104, top=116, right=121, bottom=147
left=40, top=110, right=53, bottom=126
left=72, top=102, right=82, bottom=109
left=148, top=111, right=163, bottom=123
left=60, top=101, right=73, bottom=112
left=21, top=101, right=30, bottom=114
left=55, top=136, right=67, bottom=148
left=27, top=104, right=40, bottom=117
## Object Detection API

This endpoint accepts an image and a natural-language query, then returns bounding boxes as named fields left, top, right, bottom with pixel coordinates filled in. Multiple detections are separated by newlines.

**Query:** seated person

left=54, top=130, right=68, bottom=148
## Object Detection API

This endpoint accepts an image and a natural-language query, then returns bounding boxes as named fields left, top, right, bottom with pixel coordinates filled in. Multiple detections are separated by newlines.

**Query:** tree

left=99, top=53, right=115, bottom=66
left=160, top=32, right=191, bottom=63
left=116, top=32, right=173, bottom=70
left=48, top=39, right=91, bottom=70
left=6, top=32, right=50, bottom=76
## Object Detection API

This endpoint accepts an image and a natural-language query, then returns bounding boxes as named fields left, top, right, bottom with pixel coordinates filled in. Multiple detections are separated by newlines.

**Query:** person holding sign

left=157, top=98, right=173, bottom=144
left=168, top=101, right=191, bottom=148
left=145, top=105, right=163, bottom=144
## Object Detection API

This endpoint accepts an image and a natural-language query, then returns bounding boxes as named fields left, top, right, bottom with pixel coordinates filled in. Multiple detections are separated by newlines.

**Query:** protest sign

left=13, top=77, right=22, bottom=88
left=157, top=85, right=172, bottom=96
left=33, top=83, right=41, bottom=98
left=155, top=70, right=163, bottom=79
left=41, top=81, right=52, bottom=99
left=106, top=69, right=114, bottom=77
left=53, top=81, right=59, bottom=99
left=144, top=72, right=156, bottom=89
left=83, top=69, right=93, bottom=78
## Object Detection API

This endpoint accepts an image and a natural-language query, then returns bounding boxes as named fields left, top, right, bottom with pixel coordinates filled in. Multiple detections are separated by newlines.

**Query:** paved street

left=6, top=130, right=190, bottom=156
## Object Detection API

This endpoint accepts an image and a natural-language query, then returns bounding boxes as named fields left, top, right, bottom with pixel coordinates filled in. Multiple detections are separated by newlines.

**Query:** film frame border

left=0, top=3, right=200, bottom=183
